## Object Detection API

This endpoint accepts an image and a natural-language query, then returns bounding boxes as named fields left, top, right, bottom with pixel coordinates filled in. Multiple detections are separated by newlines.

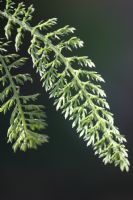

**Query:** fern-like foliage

left=0, top=39, right=48, bottom=152
left=0, top=0, right=130, bottom=171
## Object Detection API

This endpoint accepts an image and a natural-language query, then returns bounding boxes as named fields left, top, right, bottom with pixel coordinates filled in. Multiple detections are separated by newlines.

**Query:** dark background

left=0, top=0, right=133, bottom=199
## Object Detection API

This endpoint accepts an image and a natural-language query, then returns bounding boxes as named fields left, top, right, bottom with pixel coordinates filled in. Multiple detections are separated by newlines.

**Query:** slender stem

left=0, top=55, right=28, bottom=135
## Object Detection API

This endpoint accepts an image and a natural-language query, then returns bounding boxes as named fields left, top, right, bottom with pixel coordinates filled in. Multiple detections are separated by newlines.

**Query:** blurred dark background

left=0, top=0, right=133, bottom=199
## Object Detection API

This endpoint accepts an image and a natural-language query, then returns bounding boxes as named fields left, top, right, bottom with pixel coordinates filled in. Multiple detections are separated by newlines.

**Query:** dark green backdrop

left=0, top=0, right=133, bottom=199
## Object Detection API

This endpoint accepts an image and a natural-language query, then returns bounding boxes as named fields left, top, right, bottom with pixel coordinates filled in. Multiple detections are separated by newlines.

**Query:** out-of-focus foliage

left=0, top=40, right=48, bottom=151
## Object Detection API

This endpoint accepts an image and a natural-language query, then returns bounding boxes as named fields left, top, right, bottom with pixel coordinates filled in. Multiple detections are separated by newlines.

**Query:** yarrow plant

left=0, top=0, right=130, bottom=171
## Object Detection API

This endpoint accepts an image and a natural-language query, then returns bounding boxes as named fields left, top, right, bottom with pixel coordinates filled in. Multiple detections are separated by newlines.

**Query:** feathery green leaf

left=0, top=40, right=48, bottom=151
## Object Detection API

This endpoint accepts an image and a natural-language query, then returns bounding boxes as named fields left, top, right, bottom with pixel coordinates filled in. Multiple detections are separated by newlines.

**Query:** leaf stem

left=0, top=55, right=28, bottom=136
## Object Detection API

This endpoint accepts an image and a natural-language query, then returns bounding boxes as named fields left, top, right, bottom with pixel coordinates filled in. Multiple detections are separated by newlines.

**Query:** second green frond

left=0, top=40, right=48, bottom=152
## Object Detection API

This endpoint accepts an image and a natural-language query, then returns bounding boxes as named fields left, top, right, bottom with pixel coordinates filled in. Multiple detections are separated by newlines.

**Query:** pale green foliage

left=0, top=0, right=130, bottom=171
left=0, top=40, right=48, bottom=152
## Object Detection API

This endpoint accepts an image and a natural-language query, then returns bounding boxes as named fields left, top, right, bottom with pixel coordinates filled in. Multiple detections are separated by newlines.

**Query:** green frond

left=45, top=25, right=76, bottom=40
left=0, top=40, right=11, bottom=52
left=32, top=18, right=57, bottom=32
left=8, top=56, right=27, bottom=70
left=5, top=0, right=15, bottom=14
left=0, top=85, right=12, bottom=101
left=12, top=73, right=33, bottom=85
left=0, top=39, right=48, bottom=151
left=57, top=37, right=84, bottom=51
left=0, top=0, right=129, bottom=171
left=20, top=93, right=40, bottom=103
left=0, top=97, right=15, bottom=113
